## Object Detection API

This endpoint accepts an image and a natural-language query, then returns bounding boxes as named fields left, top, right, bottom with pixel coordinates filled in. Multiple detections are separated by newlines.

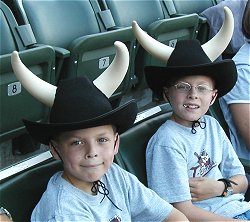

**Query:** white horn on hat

left=11, top=51, right=57, bottom=107
left=132, top=21, right=174, bottom=63
left=202, top=6, right=234, bottom=61
left=132, top=6, right=234, bottom=63
left=93, top=41, right=129, bottom=98
left=11, top=41, right=129, bottom=107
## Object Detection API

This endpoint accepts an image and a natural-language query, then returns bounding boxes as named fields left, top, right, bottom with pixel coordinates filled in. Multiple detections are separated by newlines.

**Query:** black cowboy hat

left=144, top=40, right=237, bottom=98
left=23, top=77, right=138, bottom=145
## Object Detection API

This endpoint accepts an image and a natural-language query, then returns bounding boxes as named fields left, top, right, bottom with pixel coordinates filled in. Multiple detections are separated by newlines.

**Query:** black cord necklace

left=91, top=180, right=122, bottom=211
left=171, top=115, right=206, bottom=134
left=191, top=119, right=206, bottom=134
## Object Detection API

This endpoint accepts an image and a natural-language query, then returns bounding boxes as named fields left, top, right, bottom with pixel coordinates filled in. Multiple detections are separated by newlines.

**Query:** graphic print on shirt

left=190, top=149, right=217, bottom=177
left=109, top=214, right=121, bottom=222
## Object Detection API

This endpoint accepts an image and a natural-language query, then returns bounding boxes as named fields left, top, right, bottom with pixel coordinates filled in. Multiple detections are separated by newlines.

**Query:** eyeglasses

left=173, top=82, right=214, bottom=94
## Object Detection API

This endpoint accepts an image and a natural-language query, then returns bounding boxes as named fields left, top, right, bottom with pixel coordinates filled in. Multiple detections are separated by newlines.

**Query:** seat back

left=14, top=0, right=100, bottom=49
left=0, top=1, right=55, bottom=142
left=116, top=103, right=173, bottom=185
left=101, top=0, right=166, bottom=29
left=0, top=7, right=16, bottom=54
left=13, top=0, right=136, bottom=103
left=66, top=27, right=135, bottom=103
left=0, top=159, right=62, bottom=222
left=170, top=0, right=216, bottom=14
left=144, top=13, right=199, bottom=71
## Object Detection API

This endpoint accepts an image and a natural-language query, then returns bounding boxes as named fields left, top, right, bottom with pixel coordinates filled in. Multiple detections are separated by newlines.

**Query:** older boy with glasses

left=132, top=6, right=250, bottom=221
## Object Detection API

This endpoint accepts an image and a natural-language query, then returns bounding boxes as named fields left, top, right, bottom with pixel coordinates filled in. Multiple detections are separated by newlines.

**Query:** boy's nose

left=188, top=88, right=198, bottom=99
left=85, top=144, right=98, bottom=158
left=86, top=153, right=98, bottom=158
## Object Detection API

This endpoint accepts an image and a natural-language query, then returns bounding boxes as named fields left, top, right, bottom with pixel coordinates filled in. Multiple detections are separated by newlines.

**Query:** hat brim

left=145, top=59, right=237, bottom=98
left=23, top=100, right=138, bottom=145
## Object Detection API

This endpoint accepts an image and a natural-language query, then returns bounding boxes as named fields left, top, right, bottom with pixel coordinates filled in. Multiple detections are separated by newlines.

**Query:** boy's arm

left=228, top=174, right=249, bottom=194
left=0, top=214, right=12, bottom=222
left=189, top=175, right=248, bottom=201
left=163, top=208, right=189, bottom=222
left=173, top=200, right=248, bottom=222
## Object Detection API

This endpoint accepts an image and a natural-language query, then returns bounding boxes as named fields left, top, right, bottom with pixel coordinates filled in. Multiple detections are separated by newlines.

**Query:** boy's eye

left=196, top=85, right=211, bottom=92
left=175, top=82, right=191, bottom=91
left=71, top=140, right=84, bottom=146
left=98, top=138, right=108, bottom=143
left=179, top=84, right=189, bottom=90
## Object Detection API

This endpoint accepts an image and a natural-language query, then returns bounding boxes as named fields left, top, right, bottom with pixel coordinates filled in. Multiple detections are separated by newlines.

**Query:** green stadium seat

left=12, top=0, right=136, bottom=104
left=0, top=1, right=55, bottom=145
left=0, top=159, right=62, bottom=222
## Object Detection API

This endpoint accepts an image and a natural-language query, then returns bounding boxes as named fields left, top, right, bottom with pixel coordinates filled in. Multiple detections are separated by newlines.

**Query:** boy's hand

left=189, top=177, right=225, bottom=201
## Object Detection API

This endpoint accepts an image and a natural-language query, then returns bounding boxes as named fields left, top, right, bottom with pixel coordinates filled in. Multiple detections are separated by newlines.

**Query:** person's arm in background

left=230, top=103, right=250, bottom=151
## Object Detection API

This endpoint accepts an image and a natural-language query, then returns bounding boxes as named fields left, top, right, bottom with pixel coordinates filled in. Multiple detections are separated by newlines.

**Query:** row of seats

left=1, top=0, right=224, bottom=148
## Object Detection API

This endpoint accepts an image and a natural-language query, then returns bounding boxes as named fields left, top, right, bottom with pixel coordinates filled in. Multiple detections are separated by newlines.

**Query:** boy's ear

left=163, top=87, right=169, bottom=102
left=49, top=141, right=61, bottom=160
left=210, top=90, right=218, bottom=106
left=114, top=133, right=120, bottom=155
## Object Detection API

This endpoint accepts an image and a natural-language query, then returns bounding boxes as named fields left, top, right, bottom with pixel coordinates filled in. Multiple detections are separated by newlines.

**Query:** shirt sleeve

left=124, top=171, right=173, bottom=221
left=219, top=132, right=246, bottom=178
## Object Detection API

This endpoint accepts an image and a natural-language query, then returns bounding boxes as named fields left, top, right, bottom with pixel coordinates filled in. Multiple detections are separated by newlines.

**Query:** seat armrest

left=172, top=14, right=207, bottom=24
left=53, top=46, right=70, bottom=59
left=171, top=13, right=186, bottom=17
left=198, top=15, right=207, bottom=24
left=107, top=26, right=124, bottom=31
left=52, top=46, right=70, bottom=83
left=30, top=45, right=70, bottom=82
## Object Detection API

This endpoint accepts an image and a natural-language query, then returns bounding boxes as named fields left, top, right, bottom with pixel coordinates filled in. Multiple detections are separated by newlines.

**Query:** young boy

left=11, top=42, right=188, bottom=221
left=132, top=7, right=250, bottom=222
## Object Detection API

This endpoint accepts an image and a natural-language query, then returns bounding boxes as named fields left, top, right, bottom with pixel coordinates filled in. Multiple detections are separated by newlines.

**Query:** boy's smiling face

left=50, top=125, right=119, bottom=193
left=164, top=75, right=218, bottom=127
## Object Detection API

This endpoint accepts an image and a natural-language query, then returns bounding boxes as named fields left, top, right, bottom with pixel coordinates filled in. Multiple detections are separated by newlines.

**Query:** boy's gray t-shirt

left=31, top=163, right=173, bottom=221
left=146, top=115, right=250, bottom=218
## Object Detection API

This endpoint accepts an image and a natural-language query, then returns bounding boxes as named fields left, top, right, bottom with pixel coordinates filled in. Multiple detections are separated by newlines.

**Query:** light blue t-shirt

left=31, top=163, right=173, bottom=222
left=146, top=115, right=250, bottom=218
left=220, top=42, right=250, bottom=167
